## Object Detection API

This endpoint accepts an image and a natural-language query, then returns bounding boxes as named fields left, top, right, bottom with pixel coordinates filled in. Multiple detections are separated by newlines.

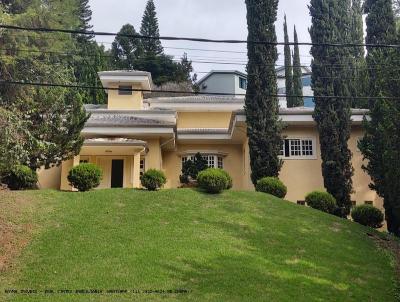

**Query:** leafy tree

left=292, top=26, right=304, bottom=107
left=350, top=0, right=369, bottom=108
left=140, top=0, right=163, bottom=56
left=111, top=24, right=143, bottom=69
left=0, top=0, right=89, bottom=170
left=245, top=0, right=284, bottom=185
left=309, top=0, right=354, bottom=217
left=283, top=15, right=294, bottom=107
left=0, top=108, right=32, bottom=175
left=359, top=0, right=400, bottom=236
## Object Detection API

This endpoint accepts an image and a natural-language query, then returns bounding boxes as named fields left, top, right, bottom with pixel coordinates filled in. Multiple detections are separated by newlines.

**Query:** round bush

left=140, top=169, right=167, bottom=191
left=68, top=163, right=102, bottom=192
left=218, top=169, right=233, bottom=189
left=197, top=168, right=229, bottom=194
left=256, top=177, right=287, bottom=198
left=305, top=191, right=337, bottom=214
left=2, top=165, right=38, bottom=190
left=351, top=205, right=384, bottom=228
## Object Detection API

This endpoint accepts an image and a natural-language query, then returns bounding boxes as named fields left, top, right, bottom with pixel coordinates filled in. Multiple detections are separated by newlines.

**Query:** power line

left=1, top=24, right=400, bottom=48
left=4, top=48, right=400, bottom=72
left=1, top=80, right=399, bottom=100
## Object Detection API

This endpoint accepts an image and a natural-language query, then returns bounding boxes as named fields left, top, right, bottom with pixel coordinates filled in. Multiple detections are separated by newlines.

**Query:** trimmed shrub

left=256, top=177, right=287, bottom=198
left=180, top=153, right=208, bottom=184
left=140, top=169, right=167, bottom=191
left=351, top=205, right=384, bottom=228
left=2, top=165, right=38, bottom=190
left=68, top=163, right=102, bottom=192
left=197, top=168, right=229, bottom=194
left=218, top=169, right=233, bottom=189
left=305, top=191, right=337, bottom=214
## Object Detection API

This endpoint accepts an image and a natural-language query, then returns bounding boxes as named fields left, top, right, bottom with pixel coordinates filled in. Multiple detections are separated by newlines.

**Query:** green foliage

left=351, top=205, right=384, bottom=228
left=140, top=169, right=167, bottom=191
left=180, top=153, right=208, bottom=183
left=359, top=0, right=400, bottom=236
left=309, top=0, right=354, bottom=217
left=0, top=0, right=89, bottom=170
left=140, top=0, right=164, bottom=56
left=245, top=0, right=284, bottom=185
left=197, top=168, right=230, bottom=194
left=2, top=165, right=38, bottom=190
left=283, top=15, right=294, bottom=107
left=68, top=163, right=102, bottom=192
left=111, top=24, right=143, bottom=69
left=305, top=191, right=337, bottom=214
left=292, top=26, right=304, bottom=107
left=218, top=169, right=233, bottom=189
left=256, top=177, right=287, bottom=198
left=350, top=0, right=369, bottom=108
left=0, top=108, right=33, bottom=174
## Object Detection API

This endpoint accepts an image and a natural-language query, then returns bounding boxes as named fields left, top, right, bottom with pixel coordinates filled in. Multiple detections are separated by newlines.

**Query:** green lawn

left=0, top=189, right=397, bottom=302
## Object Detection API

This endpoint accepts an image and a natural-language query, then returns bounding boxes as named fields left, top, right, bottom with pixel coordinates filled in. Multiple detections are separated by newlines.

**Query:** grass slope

left=0, top=189, right=397, bottom=302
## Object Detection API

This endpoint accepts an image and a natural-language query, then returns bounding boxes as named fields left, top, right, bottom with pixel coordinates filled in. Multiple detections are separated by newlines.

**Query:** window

left=80, top=157, right=89, bottom=164
left=118, top=85, right=132, bottom=95
left=182, top=154, right=224, bottom=169
left=140, top=159, right=145, bottom=176
left=239, top=77, right=247, bottom=89
left=280, top=138, right=316, bottom=159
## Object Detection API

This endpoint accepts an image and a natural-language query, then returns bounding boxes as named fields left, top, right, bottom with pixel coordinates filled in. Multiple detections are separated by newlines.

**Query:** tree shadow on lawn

left=159, top=205, right=393, bottom=302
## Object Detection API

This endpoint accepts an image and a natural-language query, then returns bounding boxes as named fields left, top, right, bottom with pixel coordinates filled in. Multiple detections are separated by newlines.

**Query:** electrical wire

left=1, top=80, right=399, bottom=100
left=1, top=24, right=400, bottom=48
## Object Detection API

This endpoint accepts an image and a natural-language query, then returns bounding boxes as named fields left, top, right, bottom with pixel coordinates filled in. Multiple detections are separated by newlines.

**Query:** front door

left=111, top=160, right=124, bottom=188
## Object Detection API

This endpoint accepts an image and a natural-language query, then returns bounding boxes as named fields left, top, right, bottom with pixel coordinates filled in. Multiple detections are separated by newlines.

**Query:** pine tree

left=74, top=0, right=108, bottom=104
left=309, top=0, right=354, bottom=216
left=350, top=0, right=368, bottom=108
left=245, top=0, right=284, bottom=185
left=292, top=26, right=304, bottom=107
left=111, top=24, right=143, bottom=69
left=359, top=0, right=400, bottom=236
left=77, top=0, right=94, bottom=42
left=283, top=15, right=294, bottom=107
left=140, top=0, right=164, bottom=56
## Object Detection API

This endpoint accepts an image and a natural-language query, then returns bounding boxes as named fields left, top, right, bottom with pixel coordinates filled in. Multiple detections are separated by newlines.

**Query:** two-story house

left=37, top=70, right=381, bottom=209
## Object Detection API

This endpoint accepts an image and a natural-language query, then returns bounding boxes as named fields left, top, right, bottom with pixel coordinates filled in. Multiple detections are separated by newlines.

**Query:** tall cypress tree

left=350, top=0, right=368, bottom=108
left=283, top=15, right=294, bottom=107
left=245, top=0, right=283, bottom=185
left=309, top=0, right=354, bottom=216
left=292, top=26, right=304, bottom=107
left=359, top=0, right=400, bottom=235
left=140, top=0, right=164, bottom=56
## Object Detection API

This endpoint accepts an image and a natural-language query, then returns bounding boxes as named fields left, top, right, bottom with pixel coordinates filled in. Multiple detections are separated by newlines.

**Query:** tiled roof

left=84, top=138, right=147, bottom=146
left=147, top=95, right=245, bottom=104
left=85, top=113, right=175, bottom=128
left=177, top=128, right=230, bottom=134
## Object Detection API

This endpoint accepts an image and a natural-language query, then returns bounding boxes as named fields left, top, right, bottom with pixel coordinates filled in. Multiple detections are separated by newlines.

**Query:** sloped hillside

left=0, top=189, right=397, bottom=302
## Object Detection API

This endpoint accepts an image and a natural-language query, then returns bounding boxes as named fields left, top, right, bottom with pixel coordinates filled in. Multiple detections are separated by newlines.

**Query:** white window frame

left=182, top=154, right=224, bottom=169
left=239, top=77, right=247, bottom=89
left=140, top=158, right=145, bottom=176
left=279, top=137, right=317, bottom=160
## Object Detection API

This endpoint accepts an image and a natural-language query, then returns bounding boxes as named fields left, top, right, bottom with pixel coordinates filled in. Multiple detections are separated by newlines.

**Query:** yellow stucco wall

left=162, top=143, right=244, bottom=189
left=177, top=112, right=232, bottom=129
left=107, top=84, right=143, bottom=110
left=37, top=165, right=61, bottom=189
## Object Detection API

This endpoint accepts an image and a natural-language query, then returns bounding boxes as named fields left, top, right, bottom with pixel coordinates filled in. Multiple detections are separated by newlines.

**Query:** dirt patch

left=0, top=191, right=38, bottom=272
